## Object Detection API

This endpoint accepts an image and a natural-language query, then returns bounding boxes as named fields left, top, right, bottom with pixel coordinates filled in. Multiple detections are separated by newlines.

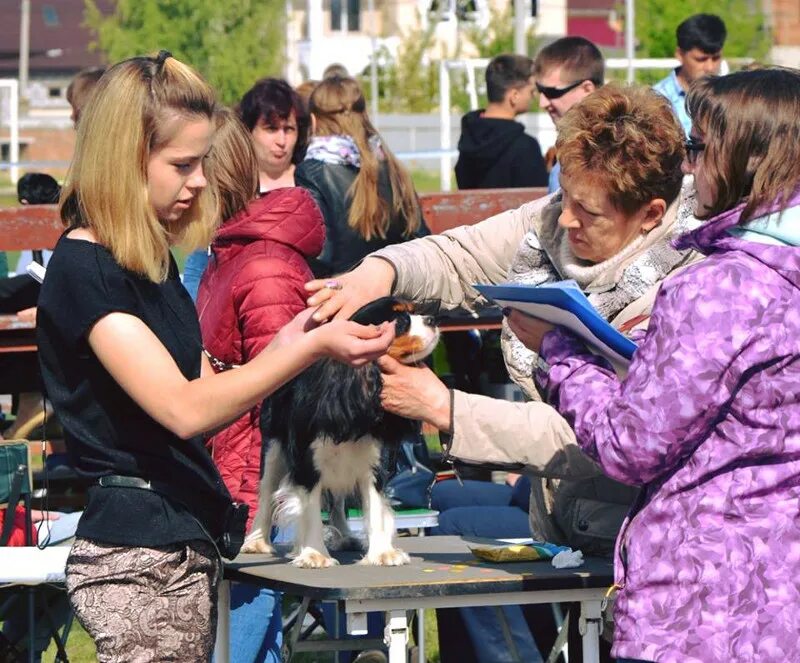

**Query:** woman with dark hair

left=239, top=77, right=310, bottom=191
left=510, top=67, right=800, bottom=662
left=182, top=77, right=310, bottom=300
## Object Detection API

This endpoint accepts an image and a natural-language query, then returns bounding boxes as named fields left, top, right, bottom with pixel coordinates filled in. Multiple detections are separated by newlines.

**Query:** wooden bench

left=0, top=189, right=550, bottom=252
left=419, top=187, right=548, bottom=234
left=0, top=205, right=62, bottom=253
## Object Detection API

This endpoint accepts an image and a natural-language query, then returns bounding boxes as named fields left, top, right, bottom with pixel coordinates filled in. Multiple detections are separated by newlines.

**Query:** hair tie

left=155, top=50, right=172, bottom=70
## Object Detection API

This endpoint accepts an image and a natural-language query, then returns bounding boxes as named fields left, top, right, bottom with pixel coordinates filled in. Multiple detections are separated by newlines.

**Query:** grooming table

left=218, top=535, right=614, bottom=663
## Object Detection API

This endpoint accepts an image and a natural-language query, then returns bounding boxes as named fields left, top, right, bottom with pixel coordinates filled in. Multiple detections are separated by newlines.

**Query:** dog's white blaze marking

left=310, top=436, right=382, bottom=494
left=402, top=315, right=440, bottom=365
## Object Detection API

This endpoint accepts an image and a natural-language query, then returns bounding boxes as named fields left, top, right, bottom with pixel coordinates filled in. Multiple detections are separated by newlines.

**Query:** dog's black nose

left=424, top=316, right=436, bottom=327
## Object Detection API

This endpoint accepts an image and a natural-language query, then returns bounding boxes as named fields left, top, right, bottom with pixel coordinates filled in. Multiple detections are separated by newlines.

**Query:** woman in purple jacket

left=508, top=67, right=800, bottom=662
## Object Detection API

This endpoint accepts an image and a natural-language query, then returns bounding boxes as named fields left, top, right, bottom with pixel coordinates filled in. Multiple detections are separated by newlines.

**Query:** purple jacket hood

left=675, top=192, right=800, bottom=290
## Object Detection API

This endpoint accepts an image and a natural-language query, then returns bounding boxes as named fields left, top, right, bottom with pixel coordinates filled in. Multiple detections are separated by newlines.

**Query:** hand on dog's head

left=349, top=297, right=439, bottom=365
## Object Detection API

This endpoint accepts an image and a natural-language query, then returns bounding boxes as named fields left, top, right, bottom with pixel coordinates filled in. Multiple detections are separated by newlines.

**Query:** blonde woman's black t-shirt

left=36, top=235, right=233, bottom=547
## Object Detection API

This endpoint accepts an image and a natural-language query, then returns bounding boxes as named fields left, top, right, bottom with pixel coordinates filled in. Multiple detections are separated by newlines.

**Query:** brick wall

left=1, top=127, right=75, bottom=178
left=773, top=0, right=800, bottom=46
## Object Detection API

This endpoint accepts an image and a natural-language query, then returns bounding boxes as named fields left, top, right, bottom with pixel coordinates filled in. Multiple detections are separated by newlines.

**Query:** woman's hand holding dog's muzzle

left=378, top=356, right=452, bottom=432
left=305, top=258, right=396, bottom=323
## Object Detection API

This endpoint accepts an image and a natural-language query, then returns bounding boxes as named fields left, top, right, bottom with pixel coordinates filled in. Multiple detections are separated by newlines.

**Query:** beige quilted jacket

left=372, top=189, right=701, bottom=554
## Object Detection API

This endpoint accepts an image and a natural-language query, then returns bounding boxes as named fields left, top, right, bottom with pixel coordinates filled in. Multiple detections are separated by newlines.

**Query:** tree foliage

left=84, top=0, right=286, bottom=105
left=464, top=4, right=541, bottom=60
left=635, top=0, right=771, bottom=62
left=373, top=19, right=440, bottom=113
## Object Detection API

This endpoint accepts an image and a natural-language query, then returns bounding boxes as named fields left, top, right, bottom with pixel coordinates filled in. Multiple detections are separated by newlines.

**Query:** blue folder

left=474, top=280, right=637, bottom=366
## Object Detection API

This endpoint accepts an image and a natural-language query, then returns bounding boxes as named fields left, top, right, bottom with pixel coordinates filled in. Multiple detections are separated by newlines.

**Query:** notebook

left=474, top=280, right=637, bottom=366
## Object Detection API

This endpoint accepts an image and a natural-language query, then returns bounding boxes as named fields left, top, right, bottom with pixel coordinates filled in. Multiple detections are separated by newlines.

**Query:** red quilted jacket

left=196, top=187, right=324, bottom=524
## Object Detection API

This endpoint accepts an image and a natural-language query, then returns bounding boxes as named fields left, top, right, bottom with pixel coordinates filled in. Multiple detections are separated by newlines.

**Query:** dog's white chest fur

left=311, top=436, right=382, bottom=494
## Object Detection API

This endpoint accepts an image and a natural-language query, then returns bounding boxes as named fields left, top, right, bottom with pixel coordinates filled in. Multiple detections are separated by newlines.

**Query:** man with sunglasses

left=455, top=54, right=548, bottom=190
left=532, top=37, right=605, bottom=193
left=654, top=14, right=727, bottom=136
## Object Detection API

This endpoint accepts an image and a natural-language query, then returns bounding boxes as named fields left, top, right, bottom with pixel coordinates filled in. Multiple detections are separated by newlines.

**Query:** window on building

left=347, top=0, right=360, bottom=31
left=48, top=87, right=61, bottom=98
left=331, top=0, right=360, bottom=31
left=429, top=0, right=479, bottom=22
left=331, top=0, right=342, bottom=31
left=42, top=5, right=59, bottom=26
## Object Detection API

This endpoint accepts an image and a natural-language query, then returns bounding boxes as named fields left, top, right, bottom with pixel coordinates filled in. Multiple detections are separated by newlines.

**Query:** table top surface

left=225, top=535, right=614, bottom=601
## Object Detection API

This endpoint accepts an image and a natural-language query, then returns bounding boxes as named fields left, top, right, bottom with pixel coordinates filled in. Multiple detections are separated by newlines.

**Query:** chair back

left=0, top=440, right=34, bottom=546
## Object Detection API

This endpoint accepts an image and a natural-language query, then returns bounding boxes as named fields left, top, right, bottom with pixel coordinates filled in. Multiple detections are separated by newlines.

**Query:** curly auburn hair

left=556, top=84, right=685, bottom=215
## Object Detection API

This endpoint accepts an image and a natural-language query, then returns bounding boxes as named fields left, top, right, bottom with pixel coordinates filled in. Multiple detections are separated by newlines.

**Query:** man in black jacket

left=455, top=54, right=548, bottom=189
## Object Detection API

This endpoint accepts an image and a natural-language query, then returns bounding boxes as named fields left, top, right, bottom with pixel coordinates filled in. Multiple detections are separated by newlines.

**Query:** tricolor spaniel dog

left=241, top=297, right=440, bottom=568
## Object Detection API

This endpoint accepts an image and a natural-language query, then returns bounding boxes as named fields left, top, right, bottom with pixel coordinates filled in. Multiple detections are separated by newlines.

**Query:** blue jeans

left=182, top=248, right=210, bottom=302
left=222, top=583, right=283, bottom=663
left=430, top=479, right=545, bottom=663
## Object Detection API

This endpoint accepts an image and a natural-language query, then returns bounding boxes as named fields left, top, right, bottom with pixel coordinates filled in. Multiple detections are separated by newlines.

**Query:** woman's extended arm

left=306, top=193, right=556, bottom=321
left=88, top=308, right=393, bottom=440
left=377, top=355, right=603, bottom=480
left=534, top=271, right=758, bottom=486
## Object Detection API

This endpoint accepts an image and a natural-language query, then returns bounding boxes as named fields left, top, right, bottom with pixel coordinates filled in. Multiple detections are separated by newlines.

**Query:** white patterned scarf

left=503, top=181, right=699, bottom=382
left=304, top=134, right=385, bottom=168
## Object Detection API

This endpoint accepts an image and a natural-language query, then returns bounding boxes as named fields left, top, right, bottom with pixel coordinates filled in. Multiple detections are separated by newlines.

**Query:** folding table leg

left=579, top=599, right=603, bottom=663
left=214, top=580, right=231, bottom=663
left=384, top=610, right=408, bottom=663
left=416, top=608, right=425, bottom=663
left=28, top=587, right=35, bottom=663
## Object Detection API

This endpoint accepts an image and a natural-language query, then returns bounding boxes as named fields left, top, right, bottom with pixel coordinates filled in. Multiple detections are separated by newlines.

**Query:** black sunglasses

left=685, top=137, right=706, bottom=165
left=535, top=80, right=584, bottom=100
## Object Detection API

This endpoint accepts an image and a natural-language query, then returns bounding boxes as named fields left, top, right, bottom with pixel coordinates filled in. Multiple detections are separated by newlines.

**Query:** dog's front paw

left=360, top=547, right=410, bottom=566
left=240, top=538, right=275, bottom=555
left=292, top=547, right=339, bottom=569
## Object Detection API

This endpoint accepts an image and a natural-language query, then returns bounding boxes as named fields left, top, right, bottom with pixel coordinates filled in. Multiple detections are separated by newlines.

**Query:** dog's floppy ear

left=349, top=297, right=413, bottom=326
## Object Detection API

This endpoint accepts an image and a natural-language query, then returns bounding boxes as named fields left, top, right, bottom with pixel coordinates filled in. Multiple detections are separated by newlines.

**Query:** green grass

left=35, top=604, right=441, bottom=662
left=410, top=169, right=441, bottom=194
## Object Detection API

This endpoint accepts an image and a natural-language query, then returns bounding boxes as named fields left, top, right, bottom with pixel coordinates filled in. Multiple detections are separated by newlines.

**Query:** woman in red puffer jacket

left=197, top=109, right=324, bottom=519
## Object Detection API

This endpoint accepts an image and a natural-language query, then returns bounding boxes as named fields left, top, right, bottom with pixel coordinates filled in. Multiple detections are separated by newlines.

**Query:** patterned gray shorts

left=65, top=537, right=220, bottom=662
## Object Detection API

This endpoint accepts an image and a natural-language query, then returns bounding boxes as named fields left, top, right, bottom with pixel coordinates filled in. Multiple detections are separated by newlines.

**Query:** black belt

left=98, top=475, right=159, bottom=491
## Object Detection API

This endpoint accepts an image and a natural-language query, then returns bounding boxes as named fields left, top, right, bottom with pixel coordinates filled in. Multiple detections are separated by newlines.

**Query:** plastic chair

left=0, top=440, right=73, bottom=662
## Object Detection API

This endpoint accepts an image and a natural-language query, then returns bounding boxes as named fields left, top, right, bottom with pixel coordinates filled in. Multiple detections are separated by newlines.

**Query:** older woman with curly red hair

left=303, top=84, right=702, bottom=660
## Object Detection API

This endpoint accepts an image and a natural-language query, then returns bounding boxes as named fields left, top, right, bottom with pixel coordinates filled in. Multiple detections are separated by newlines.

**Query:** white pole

left=368, top=0, right=379, bottom=127
left=307, top=0, right=323, bottom=78
left=513, top=0, right=527, bottom=55
left=439, top=61, right=452, bottom=192
left=19, top=0, right=30, bottom=100
left=625, top=0, right=635, bottom=83
left=10, top=79, right=20, bottom=184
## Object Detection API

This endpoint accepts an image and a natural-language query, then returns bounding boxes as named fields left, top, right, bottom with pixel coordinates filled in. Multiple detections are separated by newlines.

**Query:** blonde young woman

left=35, top=53, right=393, bottom=661
left=295, top=76, right=429, bottom=277
left=196, top=107, right=325, bottom=663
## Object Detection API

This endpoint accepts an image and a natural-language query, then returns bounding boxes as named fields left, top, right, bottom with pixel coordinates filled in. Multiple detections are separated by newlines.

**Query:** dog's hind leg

left=292, top=483, right=339, bottom=568
left=325, top=494, right=364, bottom=552
left=241, top=443, right=286, bottom=554
left=357, top=476, right=410, bottom=566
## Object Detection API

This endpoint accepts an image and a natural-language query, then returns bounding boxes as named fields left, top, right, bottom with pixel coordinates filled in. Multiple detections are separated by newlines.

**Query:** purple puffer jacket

left=535, top=198, right=800, bottom=662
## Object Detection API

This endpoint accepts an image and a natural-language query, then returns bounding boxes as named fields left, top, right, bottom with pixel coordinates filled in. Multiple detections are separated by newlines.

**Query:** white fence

left=0, top=79, right=20, bottom=184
